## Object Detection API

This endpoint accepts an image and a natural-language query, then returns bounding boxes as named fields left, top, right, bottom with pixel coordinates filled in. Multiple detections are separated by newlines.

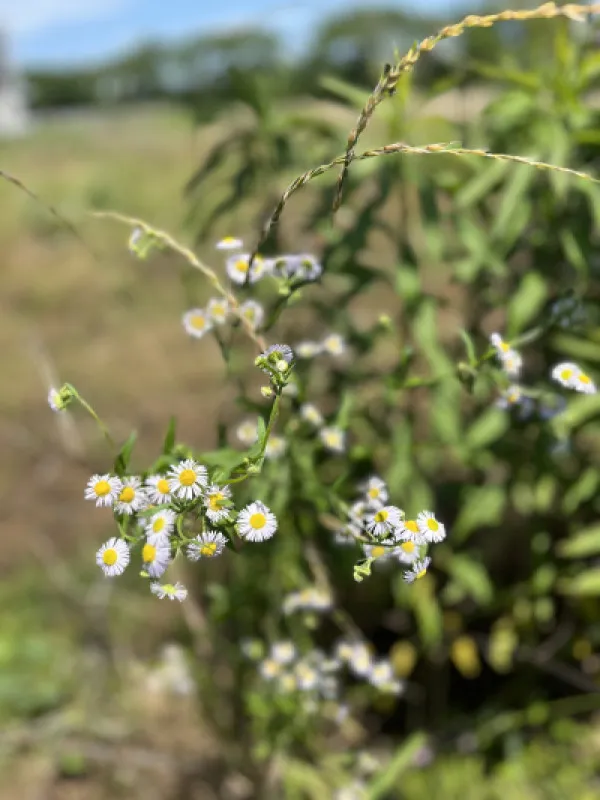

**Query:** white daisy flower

left=187, top=530, right=228, bottom=560
left=368, top=659, right=403, bottom=694
left=334, top=640, right=355, bottom=663
left=207, top=297, right=229, bottom=325
left=85, top=474, right=122, bottom=508
left=347, top=642, right=373, bottom=678
left=270, top=641, right=297, bottom=665
left=259, top=657, right=283, bottom=681
left=226, top=253, right=266, bottom=284
left=115, top=476, right=147, bottom=515
left=204, top=484, right=233, bottom=523
left=399, top=518, right=427, bottom=544
left=236, top=418, right=259, bottom=446
left=182, top=308, right=213, bottom=339
left=403, top=556, right=432, bottom=584
left=395, top=540, right=419, bottom=564
left=294, top=661, right=319, bottom=691
left=320, top=426, right=346, bottom=453
left=145, top=474, right=173, bottom=505
left=96, top=537, right=130, bottom=577
left=146, top=509, right=176, bottom=538
left=150, top=582, right=188, bottom=602
left=239, top=300, right=264, bottom=330
left=47, top=387, right=66, bottom=412
left=417, top=511, right=446, bottom=543
left=265, top=435, right=287, bottom=460
left=362, top=476, right=388, bottom=507
left=322, top=333, right=346, bottom=356
left=551, top=362, right=597, bottom=394
left=366, top=505, right=402, bottom=538
left=490, top=332, right=512, bottom=357
left=270, top=254, right=295, bottom=279
left=296, top=253, right=322, bottom=282
left=299, top=403, right=324, bottom=427
left=363, top=543, right=393, bottom=561
left=278, top=672, right=297, bottom=694
left=295, top=341, right=322, bottom=358
left=216, top=236, right=243, bottom=251
left=168, top=459, right=207, bottom=501
left=258, top=344, right=294, bottom=374
left=237, top=501, right=277, bottom=542
left=142, top=539, right=171, bottom=578
left=349, top=500, right=369, bottom=526
left=496, top=384, right=524, bottom=410
left=501, top=349, right=523, bottom=378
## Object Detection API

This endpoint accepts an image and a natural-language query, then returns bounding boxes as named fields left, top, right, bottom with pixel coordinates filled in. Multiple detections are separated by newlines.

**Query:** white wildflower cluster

left=490, top=331, right=597, bottom=413
left=217, top=236, right=322, bottom=289
left=334, top=476, right=446, bottom=583
left=282, top=586, right=333, bottom=615
left=85, top=458, right=278, bottom=601
left=295, top=332, right=346, bottom=359
left=249, top=635, right=403, bottom=714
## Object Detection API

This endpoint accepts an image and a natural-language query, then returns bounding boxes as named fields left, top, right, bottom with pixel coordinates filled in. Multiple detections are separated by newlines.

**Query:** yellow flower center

left=372, top=546, right=386, bottom=559
left=201, top=543, right=218, bottom=557
left=580, top=373, right=591, bottom=384
left=179, top=469, right=196, bottom=487
left=374, top=510, right=389, bottom=523
left=243, top=309, right=256, bottom=321
left=508, top=391, right=519, bottom=403
left=416, top=569, right=427, bottom=580
left=401, top=541, right=415, bottom=553
left=94, top=480, right=111, bottom=497
left=142, top=544, right=156, bottom=563
left=499, top=342, right=510, bottom=352
left=190, top=314, right=206, bottom=330
left=405, top=520, right=418, bottom=533
left=119, top=486, right=135, bottom=503
left=426, top=518, right=439, bottom=532
left=213, top=304, right=225, bottom=316
left=560, top=368, right=573, bottom=381
left=102, top=548, right=117, bottom=566
left=368, top=487, right=380, bottom=499
left=235, top=259, right=249, bottom=273
left=152, top=517, right=165, bottom=533
left=157, top=478, right=170, bottom=495
left=209, top=493, right=225, bottom=511
left=222, top=237, right=235, bottom=244
left=249, top=512, right=266, bottom=530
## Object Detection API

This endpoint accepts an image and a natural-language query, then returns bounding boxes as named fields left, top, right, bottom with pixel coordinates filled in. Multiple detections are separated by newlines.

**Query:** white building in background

left=0, top=29, right=29, bottom=138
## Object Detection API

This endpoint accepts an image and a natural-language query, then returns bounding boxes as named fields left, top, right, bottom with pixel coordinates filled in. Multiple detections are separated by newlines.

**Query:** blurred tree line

left=24, top=2, right=566, bottom=117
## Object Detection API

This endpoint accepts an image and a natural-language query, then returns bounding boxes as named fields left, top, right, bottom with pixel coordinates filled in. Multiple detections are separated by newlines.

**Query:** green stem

left=66, top=385, right=116, bottom=450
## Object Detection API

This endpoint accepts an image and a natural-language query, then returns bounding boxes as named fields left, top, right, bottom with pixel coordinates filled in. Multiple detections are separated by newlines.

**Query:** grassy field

left=0, top=104, right=243, bottom=569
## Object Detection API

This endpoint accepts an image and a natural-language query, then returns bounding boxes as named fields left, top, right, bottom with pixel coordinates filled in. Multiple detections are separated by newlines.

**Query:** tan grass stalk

left=332, top=2, right=600, bottom=211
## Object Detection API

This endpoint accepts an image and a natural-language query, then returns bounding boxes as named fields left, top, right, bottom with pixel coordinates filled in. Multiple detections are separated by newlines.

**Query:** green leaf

left=553, top=394, right=600, bottom=434
left=459, top=329, right=477, bottom=367
left=506, top=272, right=548, bottom=338
left=412, top=300, right=452, bottom=373
left=162, top=416, right=177, bottom=455
left=465, top=408, right=509, bottom=450
left=453, top=485, right=507, bottom=542
left=445, top=554, right=494, bottom=605
left=558, top=524, right=600, bottom=559
left=114, top=431, right=137, bottom=476
left=561, top=469, right=599, bottom=515
left=198, top=448, right=249, bottom=473
left=367, top=732, right=428, bottom=800
left=455, top=158, right=508, bottom=209
left=558, top=569, right=600, bottom=597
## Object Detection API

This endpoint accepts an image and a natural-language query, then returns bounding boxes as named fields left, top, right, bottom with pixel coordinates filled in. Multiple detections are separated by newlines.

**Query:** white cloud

left=0, top=0, right=130, bottom=34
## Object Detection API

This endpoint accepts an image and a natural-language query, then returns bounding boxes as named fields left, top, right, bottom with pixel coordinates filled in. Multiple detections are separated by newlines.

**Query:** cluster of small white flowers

left=216, top=236, right=322, bottom=288
left=335, top=639, right=403, bottom=694
left=490, top=332, right=523, bottom=378
left=295, top=332, right=347, bottom=359
left=333, top=476, right=446, bottom=583
left=282, top=586, right=333, bottom=615
left=85, top=458, right=278, bottom=600
left=491, top=332, right=597, bottom=413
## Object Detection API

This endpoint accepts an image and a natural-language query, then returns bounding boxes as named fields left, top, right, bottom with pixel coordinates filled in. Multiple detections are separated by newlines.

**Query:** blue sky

left=0, top=0, right=472, bottom=68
